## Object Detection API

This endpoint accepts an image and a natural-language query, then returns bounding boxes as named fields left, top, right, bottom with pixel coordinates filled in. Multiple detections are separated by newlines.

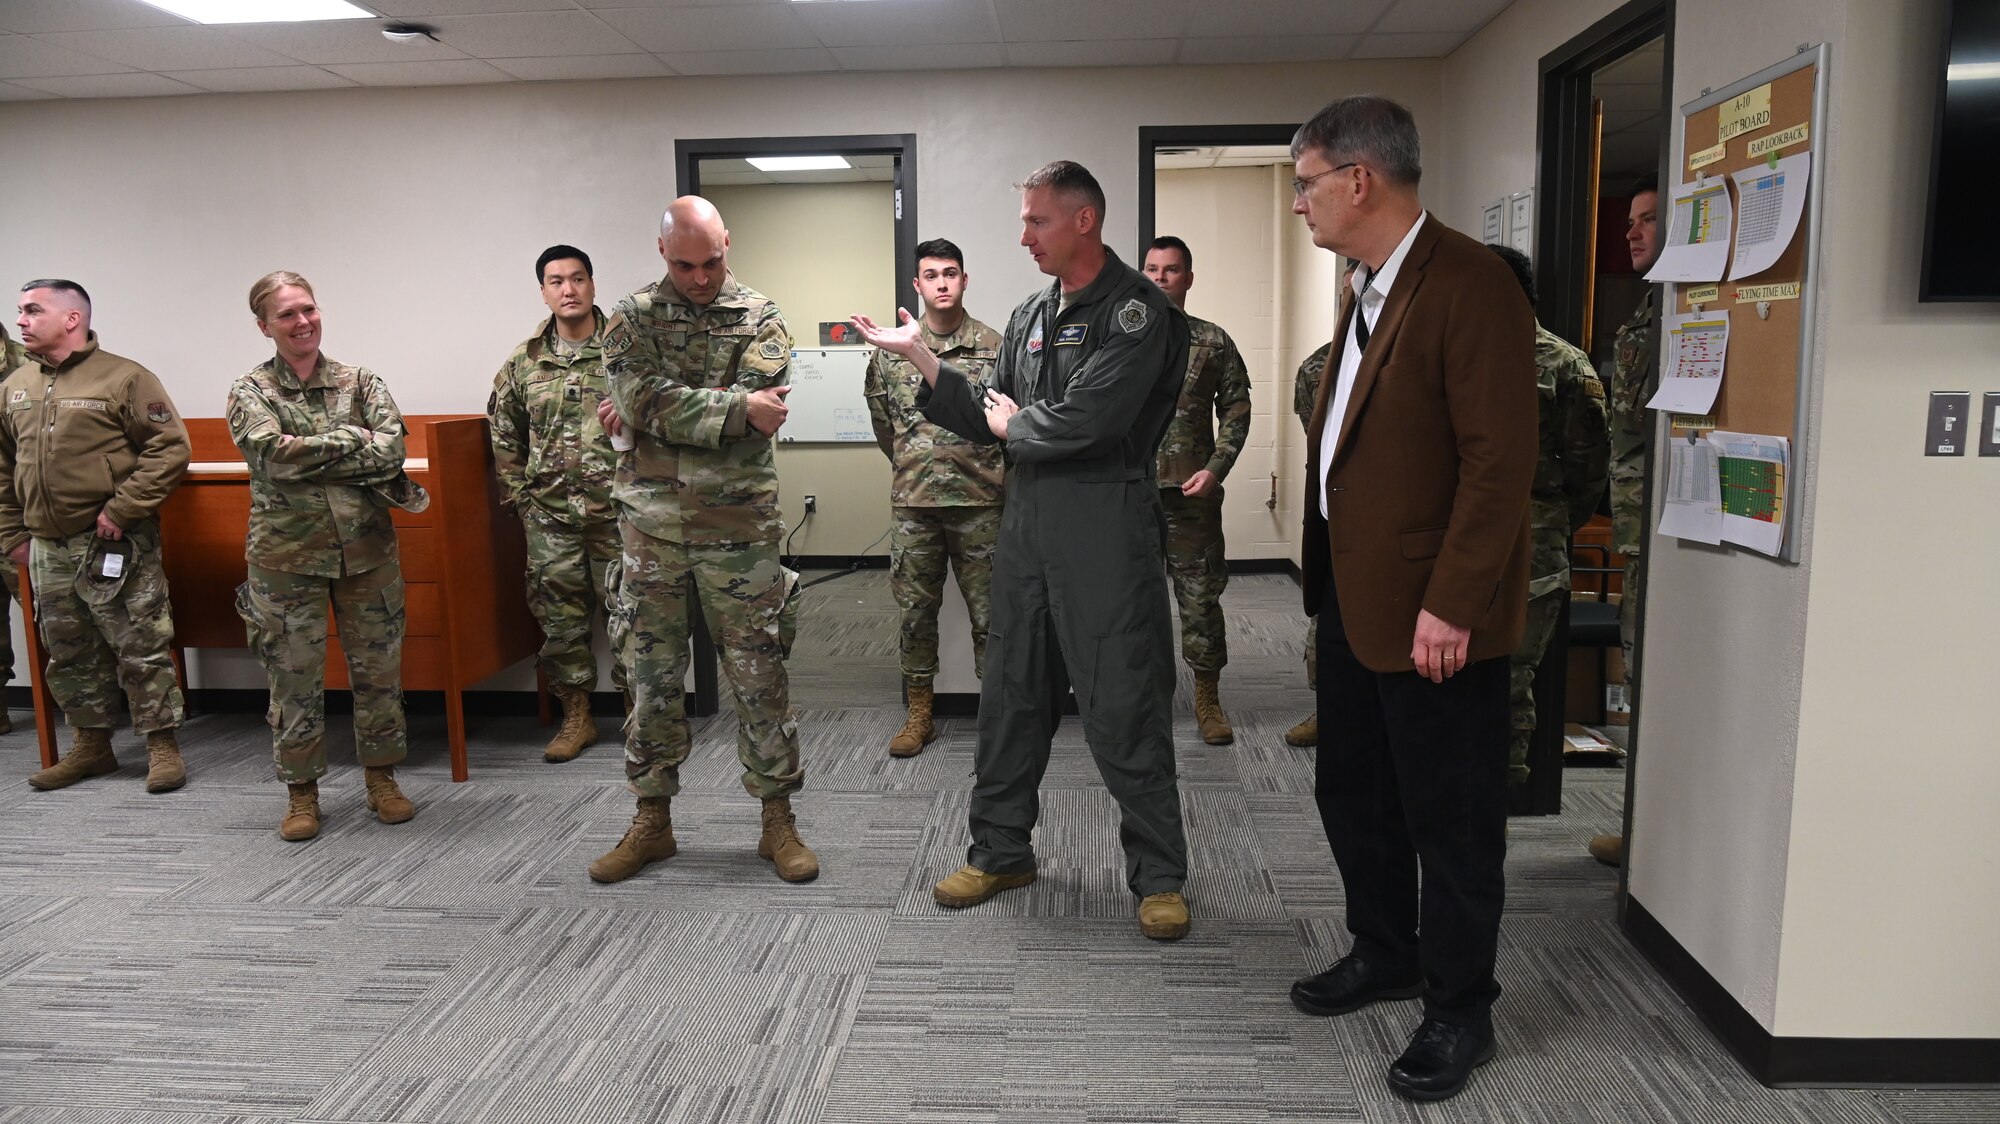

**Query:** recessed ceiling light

left=136, top=0, right=374, bottom=24
left=747, top=156, right=852, bottom=172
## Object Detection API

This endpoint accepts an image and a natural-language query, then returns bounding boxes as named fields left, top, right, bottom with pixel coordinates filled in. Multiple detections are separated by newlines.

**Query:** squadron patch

left=603, top=313, right=634, bottom=353
left=146, top=401, right=173, bottom=424
left=1116, top=298, right=1149, bottom=334
left=1054, top=323, right=1087, bottom=347
left=1027, top=323, right=1044, bottom=352
left=8, top=389, right=22, bottom=404
left=759, top=339, right=786, bottom=361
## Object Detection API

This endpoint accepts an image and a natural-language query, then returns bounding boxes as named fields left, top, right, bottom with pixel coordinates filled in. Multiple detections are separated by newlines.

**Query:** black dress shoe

left=1289, top=954, right=1424, bottom=1017
left=1386, top=1017, right=1497, bottom=1101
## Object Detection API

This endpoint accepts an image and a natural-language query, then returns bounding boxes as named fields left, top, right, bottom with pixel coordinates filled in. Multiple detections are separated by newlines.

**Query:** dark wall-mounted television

left=1921, top=0, right=2000, bottom=301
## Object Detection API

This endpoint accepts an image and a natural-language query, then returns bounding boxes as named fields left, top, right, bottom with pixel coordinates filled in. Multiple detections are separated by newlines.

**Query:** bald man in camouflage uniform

left=489, top=244, right=622, bottom=764
left=4, top=281, right=189, bottom=793
left=0, top=325, right=23, bottom=735
left=865, top=237, right=1005, bottom=758
left=1285, top=342, right=1333, bottom=748
left=1142, top=237, right=1252, bottom=746
left=590, top=195, right=819, bottom=886
left=1488, top=245, right=1609, bottom=792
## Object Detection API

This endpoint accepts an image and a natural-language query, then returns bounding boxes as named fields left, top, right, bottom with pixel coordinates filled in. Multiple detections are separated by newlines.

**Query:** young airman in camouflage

left=488, top=245, right=622, bottom=764
left=3, top=281, right=189, bottom=793
left=863, top=237, right=1005, bottom=758
left=1142, top=237, right=1253, bottom=745
left=1488, top=245, right=1610, bottom=791
left=229, top=271, right=422, bottom=842
left=1286, top=342, right=1333, bottom=748
left=589, top=196, right=818, bottom=886
left=1592, top=175, right=1662, bottom=869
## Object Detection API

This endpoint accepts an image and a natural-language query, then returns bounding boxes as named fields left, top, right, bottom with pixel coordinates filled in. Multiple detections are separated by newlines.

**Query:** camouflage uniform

left=0, top=329, right=22, bottom=696
left=864, top=315, right=1005, bottom=684
left=604, top=273, right=803, bottom=800
left=1154, top=315, right=1251, bottom=674
left=488, top=310, right=624, bottom=693
left=0, top=335, right=188, bottom=734
left=1608, top=290, right=1658, bottom=683
left=1294, top=343, right=1331, bottom=689
left=228, top=354, right=418, bottom=782
left=1508, top=327, right=1610, bottom=786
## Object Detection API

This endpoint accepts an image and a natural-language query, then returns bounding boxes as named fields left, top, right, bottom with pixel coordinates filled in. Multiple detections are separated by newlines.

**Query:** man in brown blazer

left=1285, top=95, right=1537, bottom=1103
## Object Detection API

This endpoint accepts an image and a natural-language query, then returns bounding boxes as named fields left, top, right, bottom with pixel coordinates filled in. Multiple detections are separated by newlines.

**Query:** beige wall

left=706, top=181, right=897, bottom=557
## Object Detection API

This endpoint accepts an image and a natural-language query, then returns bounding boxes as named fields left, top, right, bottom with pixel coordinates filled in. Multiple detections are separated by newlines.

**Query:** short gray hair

left=1291, top=95, right=1422, bottom=187
left=1016, top=160, right=1107, bottom=223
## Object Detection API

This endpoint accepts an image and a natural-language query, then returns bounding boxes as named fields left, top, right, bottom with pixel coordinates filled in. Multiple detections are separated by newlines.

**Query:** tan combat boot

left=281, top=780, right=321, bottom=841
left=1193, top=671, right=1234, bottom=746
left=364, top=765, right=416, bottom=824
left=1138, top=892, right=1191, bottom=941
left=1284, top=712, right=1318, bottom=748
left=544, top=684, right=599, bottom=763
left=0, top=708, right=12, bottom=735
left=758, top=795, right=820, bottom=882
left=933, top=864, right=1036, bottom=908
left=28, top=727, right=117, bottom=790
left=144, top=730, right=187, bottom=793
left=589, top=796, right=676, bottom=883
left=888, top=682, right=936, bottom=758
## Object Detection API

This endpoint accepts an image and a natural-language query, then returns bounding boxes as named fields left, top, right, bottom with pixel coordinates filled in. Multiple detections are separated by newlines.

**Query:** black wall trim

left=1138, top=123, right=1304, bottom=256
left=1227, top=558, right=1298, bottom=577
left=1625, top=897, right=2000, bottom=1086
left=788, top=555, right=889, bottom=571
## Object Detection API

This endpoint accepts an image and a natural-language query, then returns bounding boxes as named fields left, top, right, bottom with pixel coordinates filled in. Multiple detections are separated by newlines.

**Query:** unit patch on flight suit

left=1116, top=298, right=1149, bottom=334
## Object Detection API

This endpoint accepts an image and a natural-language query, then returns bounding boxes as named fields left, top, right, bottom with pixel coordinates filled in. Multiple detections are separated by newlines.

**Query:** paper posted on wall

left=1710, top=430, right=1790, bottom=556
left=1647, top=313, right=1730, bottom=415
left=1645, top=179, right=1734, bottom=282
left=1729, top=150, right=1810, bottom=280
left=1658, top=435, right=1723, bottom=545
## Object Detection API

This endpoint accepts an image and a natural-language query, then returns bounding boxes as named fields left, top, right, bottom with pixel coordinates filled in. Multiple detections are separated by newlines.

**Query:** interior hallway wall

left=0, top=59, right=1442, bottom=690
left=705, top=181, right=897, bottom=557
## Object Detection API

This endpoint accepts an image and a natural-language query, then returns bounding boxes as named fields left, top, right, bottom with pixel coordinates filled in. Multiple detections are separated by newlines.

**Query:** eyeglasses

left=1292, top=162, right=1359, bottom=197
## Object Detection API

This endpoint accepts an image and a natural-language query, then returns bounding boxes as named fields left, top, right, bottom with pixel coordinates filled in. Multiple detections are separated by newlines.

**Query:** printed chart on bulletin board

left=782, top=348, right=874, bottom=443
left=1647, top=44, right=1825, bottom=563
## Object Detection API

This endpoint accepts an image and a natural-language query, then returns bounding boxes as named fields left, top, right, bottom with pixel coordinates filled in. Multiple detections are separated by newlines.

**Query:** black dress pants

left=1314, top=576, right=1509, bottom=1028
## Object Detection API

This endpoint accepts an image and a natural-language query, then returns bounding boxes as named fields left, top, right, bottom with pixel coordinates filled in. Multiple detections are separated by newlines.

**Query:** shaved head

left=657, top=195, right=731, bottom=307
left=17, top=279, right=93, bottom=364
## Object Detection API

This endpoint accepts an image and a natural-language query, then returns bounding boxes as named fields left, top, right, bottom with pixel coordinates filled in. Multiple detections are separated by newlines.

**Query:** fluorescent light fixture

left=1946, top=61, right=2000, bottom=81
left=747, top=155, right=852, bottom=172
left=137, top=0, right=374, bottom=24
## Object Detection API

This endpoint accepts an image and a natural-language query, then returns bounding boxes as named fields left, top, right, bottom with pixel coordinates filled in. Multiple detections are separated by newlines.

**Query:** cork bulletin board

left=1666, top=45, right=1828, bottom=563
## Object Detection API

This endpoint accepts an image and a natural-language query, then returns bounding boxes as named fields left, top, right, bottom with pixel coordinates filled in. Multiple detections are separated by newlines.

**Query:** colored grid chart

left=1719, top=455, right=1784, bottom=522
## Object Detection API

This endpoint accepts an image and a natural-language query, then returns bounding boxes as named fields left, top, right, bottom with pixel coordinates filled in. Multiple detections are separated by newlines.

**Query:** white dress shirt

left=1319, top=211, right=1427, bottom=518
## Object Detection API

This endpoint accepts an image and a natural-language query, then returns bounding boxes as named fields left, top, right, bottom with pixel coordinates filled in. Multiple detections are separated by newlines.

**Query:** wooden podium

left=20, top=414, right=536, bottom=782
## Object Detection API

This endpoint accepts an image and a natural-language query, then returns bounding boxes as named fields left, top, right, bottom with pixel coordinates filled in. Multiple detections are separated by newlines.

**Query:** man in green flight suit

left=1486, top=245, right=1610, bottom=793
left=854, top=160, right=1194, bottom=941
left=1142, top=235, right=1253, bottom=746
left=863, top=237, right=1005, bottom=758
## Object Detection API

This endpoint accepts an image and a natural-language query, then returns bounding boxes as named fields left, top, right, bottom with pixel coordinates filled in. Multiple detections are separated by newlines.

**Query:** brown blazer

left=1302, top=214, right=1538, bottom=673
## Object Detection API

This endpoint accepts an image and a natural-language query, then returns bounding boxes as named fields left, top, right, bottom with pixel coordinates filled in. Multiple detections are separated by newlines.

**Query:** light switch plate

left=1927, top=391, right=1970, bottom=456
left=1981, top=392, right=2000, bottom=457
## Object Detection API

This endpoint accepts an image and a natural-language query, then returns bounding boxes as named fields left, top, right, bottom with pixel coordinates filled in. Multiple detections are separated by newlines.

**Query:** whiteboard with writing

left=781, top=348, right=875, bottom=443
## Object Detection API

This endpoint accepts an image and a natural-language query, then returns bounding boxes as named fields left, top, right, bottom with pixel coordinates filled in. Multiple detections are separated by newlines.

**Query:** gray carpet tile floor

left=2, top=571, right=1993, bottom=1123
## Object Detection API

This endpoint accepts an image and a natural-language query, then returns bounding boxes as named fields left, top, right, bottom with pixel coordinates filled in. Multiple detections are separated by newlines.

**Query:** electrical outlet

left=804, top=494, right=817, bottom=514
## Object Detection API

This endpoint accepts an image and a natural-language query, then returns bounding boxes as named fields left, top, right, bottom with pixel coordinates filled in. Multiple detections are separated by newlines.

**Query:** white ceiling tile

left=593, top=6, right=819, bottom=53
left=484, top=53, right=672, bottom=81
left=655, top=46, right=837, bottom=76
left=791, top=0, right=999, bottom=48
left=0, top=79, right=61, bottom=100
left=1371, top=0, right=1512, bottom=36
left=0, top=0, right=187, bottom=35
left=1179, top=35, right=1357, bottom=65
left=371, top=0, right=581, bottom=15
left=160, top=65, right=358, bottom=92
left=1186, top=0, right=1391, bottom=39
left=429, top=12, right=645, bottom=59
left=33, top=26, right=301, bottom=71
left=993, top=0, right=1195, bottom=43
left=829, top=42, right=1003, bottom=71
left=1348, top=31, right=1465, bottom=58
left=0, top=35, right=132, bottom=77
left=229, top=21, right=471, bottom=64
left=1004, top=39, right=1179, bottom=68
left=323, top=58, right=513, bottom=85
left=9, top=71, right=203, bottom=98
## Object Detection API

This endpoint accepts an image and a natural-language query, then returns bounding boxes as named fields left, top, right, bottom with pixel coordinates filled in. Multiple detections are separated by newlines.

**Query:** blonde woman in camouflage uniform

left=229, top=271, right=422, bottom=842
left=488, top=244, right=622, bottom=763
